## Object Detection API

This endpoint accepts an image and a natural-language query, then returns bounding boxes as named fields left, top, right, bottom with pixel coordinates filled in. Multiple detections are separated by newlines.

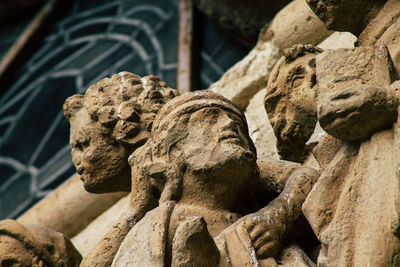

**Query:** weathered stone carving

left=111, top=91, right=319, bottom=266
left=316, top=46, right=398, bottom=141
left=264, top=44, right=323, bottom=163
left=63, top=72, right=179, bottom=193
left=63, top=72, right=179, bottom=266
left=0, top=219, right=81, bottom=266
left=306, top=0, right=400, bottom=75
left=264, top=28, right=400, bottom=267
left=302, top=46, right=400, bottom=267
left=266, top=1, right=400, bottom=266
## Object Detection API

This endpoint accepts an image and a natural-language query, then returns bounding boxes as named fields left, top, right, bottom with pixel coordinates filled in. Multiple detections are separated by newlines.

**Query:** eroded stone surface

left=63, top=73, right=180, bottom=267
left=245, top=89, right=279, bottom=160
left=110, top=90, right=319, bottom=266
left=71, top=195, right=129, bottom=257
left=209, top=0, right=332, bottom=111
left=264, top=44, right=323, bottom=163
left=300, top=1, right=400, bottom=266
left=0, top=219, right=81, bottom=266
left=63, top=72, right=179, bottom=194
left=316, top=46, right=398, bottom=142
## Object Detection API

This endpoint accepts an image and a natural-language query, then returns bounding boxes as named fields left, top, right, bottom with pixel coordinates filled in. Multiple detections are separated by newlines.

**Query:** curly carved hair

left=63, top=72, right=179, bottom=151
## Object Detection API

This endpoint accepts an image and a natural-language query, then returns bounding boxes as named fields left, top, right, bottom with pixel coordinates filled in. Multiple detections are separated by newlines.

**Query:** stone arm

left=79, top=208, right=143, bottom=267
left=239, top=159, right=319, bottom=259
left=80, top=167, right=159, bottom=267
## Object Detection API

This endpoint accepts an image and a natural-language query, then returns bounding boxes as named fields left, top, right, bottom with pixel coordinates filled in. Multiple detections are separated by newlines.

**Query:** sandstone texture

left=0, top=219, right=81, bottom=266
left=245, top=89, right=279, bottom=160
left=316, top=46, right=398, bottom=142
left=17, top=174, right=127, bottom=238
left=192, top=0, right=291, bottom=46
left=103, top=90, right=319, bottom=266
left=8, top=0, right=400, bottom=266
left=264, top=44, right=323, bottom=163
left=71, top=195, right=129, bottom=257
left=210, top=0, right=332, bottom=111
left=301, top=0, right=400, bottom=266
left=63, top=72, right=179, bottom=194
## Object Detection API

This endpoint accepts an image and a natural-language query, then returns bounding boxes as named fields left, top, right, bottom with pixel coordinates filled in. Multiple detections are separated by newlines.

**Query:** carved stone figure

left=63, top=72, right=179, bottom=266
left=0, top=219, right=81, bottom=266
left=316, top=46, right=398, bottom=142
left=306, top=0, right=400, bottom=75
left=63, top=72, right=179, bottom=193
left=261, top=1, right=400, bottom=264
left=265, top=38, right=400, bottom=265
left=264, top=44, right=323, bottom=163
left=111, top=91, right=320, bottom=266
left=303, top=46, right=400, bottom=267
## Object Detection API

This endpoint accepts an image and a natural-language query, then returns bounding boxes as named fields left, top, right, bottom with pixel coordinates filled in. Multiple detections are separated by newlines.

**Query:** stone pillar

left=17, top=174, right=127, bottom=238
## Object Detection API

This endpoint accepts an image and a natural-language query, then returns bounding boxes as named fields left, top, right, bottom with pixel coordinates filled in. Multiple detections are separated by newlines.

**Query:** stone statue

left=63, top=72, right=179, bottom=266
left=111, top=91, right=320, bottom=266
left=306, top=0, right=400, bottom=75
left=263, top=0, right=400, bottom=263
left=266, top=44, right=400, bottom=266
left=302, top=46, right=400, bottom=267
left=304, top=1, right=400, bottom=266
left=264, top=44, right=323, bottom=163
left=0, top=219, right=81, bottom=266
left=63, top=72, right=179, bottom=193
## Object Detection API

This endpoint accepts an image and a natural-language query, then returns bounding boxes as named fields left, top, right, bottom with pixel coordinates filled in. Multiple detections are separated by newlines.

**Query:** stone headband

left=152, top=90, right=247, bottom=134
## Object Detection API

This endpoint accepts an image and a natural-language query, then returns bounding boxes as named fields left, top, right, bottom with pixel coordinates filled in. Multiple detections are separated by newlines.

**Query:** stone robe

left=303, top=2, right=400, bottom=266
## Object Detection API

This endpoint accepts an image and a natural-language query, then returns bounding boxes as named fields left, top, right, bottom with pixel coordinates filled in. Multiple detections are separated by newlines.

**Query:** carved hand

left=241, top=206, right=286, bottom=259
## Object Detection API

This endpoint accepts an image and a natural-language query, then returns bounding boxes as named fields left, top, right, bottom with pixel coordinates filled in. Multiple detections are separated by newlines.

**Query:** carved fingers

left=241, top=211, right=286, bottom=259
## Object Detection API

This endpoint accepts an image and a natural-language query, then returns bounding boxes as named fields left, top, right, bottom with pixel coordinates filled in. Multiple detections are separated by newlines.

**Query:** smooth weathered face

left=69, top=107, right=131, bottom=193
left=265, top=54, right=318, bottom=155
left=181, top=107, right=256, bottom=184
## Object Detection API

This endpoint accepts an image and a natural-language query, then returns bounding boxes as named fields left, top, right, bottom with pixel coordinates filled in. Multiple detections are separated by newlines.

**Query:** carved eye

left=292, top=75, right=305, bottom=88
left=72, top=139, right=89, bottom=151
left=289, top=66, right=306, bottom=88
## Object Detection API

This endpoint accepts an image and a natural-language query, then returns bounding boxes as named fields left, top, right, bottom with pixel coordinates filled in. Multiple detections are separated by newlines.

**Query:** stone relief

left=63, top=80, right=320, bottom=266
left=301, top=0, right=400, bottom=266
left=264, top=44, right=323, bottom=163
left=63, top=72, right=180, bottom=266
left=112, top=90, right=319, bottom=266
left=0, top=219, right=81, bottom=266
left=2, top=0, right=400, bottom=266
left=63, top=72, right=179, bottom=194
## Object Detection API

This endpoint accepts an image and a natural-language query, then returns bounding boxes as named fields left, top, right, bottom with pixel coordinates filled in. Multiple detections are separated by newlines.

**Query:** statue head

left=264, top=44, right=323, bottom=163
left=0, top=219, right=81, bottom=267
left=129, top=91, right=258, bottom=210
left=306, top=0, right=387, bottom=35
left=63, top=72, right=179, bottom=193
